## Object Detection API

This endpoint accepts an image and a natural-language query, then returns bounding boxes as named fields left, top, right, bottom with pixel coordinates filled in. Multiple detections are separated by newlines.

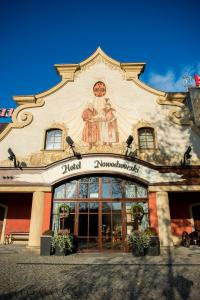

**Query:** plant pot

left=132, top=243, right=146, bottom=256
left=71, top=235, right=78, bottom=253
left=40, top=236, right=53, bottom=256
left=147, top=236, right=160, bottom=256
left=54, top=246, right=66, bottom=256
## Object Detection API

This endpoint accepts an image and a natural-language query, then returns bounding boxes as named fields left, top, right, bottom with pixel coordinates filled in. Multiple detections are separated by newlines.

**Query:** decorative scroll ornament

left=0, top=98, right=45, bottom=142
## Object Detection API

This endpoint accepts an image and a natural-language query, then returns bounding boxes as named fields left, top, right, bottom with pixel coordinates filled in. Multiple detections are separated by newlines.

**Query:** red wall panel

left=169, top=192, right=200, bottom=236
left=0, top=193, right=32, bottom=234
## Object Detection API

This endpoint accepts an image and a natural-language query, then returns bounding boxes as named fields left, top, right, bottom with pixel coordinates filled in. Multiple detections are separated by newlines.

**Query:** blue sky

left=0, top=0, right=199, bottom=113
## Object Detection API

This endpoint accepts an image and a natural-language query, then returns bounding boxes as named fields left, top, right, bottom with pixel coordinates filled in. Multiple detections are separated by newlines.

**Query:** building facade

left=0, top=48, right=200, bottom=250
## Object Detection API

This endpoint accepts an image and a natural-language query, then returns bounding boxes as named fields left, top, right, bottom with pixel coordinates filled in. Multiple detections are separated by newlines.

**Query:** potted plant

left=127, top=230, right=151, bottom=256
left=51, top=232, right=73, bottom=256
left=144, top=227, right=160, bottom=256
left=40, top=229, right=54, bottom=256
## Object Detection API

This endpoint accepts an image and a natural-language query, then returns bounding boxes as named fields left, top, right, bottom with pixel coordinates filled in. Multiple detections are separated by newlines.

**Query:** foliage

left=42, top=229, right=54, bottom=236
left=56, top=203, right=71, bottom=218
left=144, top=227, right=158, bottom=236
left=51, top=233, right=73, bottom=252
left=130, top=204, right=144, bottom=224
left=127, top=231, right=151, bottom=252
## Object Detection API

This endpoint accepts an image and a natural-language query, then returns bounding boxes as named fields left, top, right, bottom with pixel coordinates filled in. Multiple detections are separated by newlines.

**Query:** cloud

left=147, top=64, right=200, bottom=92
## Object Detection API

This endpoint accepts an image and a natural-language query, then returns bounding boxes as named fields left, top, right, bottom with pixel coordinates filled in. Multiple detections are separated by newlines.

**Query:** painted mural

left=81, top=95, right=119, bottom=149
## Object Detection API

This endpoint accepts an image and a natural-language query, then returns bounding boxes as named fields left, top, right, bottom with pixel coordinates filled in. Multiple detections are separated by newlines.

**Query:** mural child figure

left=82, top=103, right=100, bottom=149
left=101, top=102, right=119, bottom=147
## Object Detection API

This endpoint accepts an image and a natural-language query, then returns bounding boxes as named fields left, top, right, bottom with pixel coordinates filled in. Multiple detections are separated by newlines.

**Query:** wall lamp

left=8, top=148, right=26, bottom=169
left=125, top=135, right=137, bottom=158
left=66, top=136, right=82, bottom=159
left=180, top=146, right=192, bottom=167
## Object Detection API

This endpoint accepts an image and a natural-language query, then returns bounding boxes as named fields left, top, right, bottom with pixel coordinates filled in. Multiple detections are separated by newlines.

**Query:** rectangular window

left=138, top=128, right=155, bottom=149
left=45, top=129, right=62, bottom=150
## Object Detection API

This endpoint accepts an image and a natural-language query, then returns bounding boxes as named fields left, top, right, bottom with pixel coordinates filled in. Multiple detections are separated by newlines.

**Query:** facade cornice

left=121, top=63, right=145, bottom=80
left=54, top=64, right=79, bottom=80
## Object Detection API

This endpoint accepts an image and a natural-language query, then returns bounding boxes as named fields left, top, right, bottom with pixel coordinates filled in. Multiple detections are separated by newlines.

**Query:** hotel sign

left=62, top=159, right=140, bottom=175
left=0, top=155, right=184, bottom=185
left=42, top=156, right=183, bottom=185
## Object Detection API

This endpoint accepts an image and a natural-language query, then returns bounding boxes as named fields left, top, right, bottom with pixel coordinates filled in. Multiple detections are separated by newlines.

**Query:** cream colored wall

left=0, top=59, right=200, bottom=166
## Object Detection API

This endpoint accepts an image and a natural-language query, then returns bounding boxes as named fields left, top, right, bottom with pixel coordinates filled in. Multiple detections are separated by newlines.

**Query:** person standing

left=82, top=103, right=100, bottom=149
left=101, top=102, right=119, bottom=146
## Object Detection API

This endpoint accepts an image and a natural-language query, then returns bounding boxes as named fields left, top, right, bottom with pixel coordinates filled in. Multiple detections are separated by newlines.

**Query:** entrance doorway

left=52, top=176, right=148, bottom=251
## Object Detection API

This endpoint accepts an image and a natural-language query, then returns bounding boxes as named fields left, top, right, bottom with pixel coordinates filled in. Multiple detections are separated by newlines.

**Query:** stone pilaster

left=28, top=191, right=44, bottom=247
left=156, top=191, right=173, bottom=247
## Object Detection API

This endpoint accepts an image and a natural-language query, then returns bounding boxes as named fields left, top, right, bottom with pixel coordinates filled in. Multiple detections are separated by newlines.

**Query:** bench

left=4, top=232, right=29, bottom=244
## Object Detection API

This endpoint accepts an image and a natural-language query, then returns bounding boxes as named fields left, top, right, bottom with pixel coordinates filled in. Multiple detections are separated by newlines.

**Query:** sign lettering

left=61, top=159, right=140, bottom=175
left=94, top=159, right=140, bottom=173
left=62, top=161, right=81, bottom=174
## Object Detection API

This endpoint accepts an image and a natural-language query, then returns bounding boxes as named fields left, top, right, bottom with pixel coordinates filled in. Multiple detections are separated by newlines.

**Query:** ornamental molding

left=0, top=97, right=45, bottom=142
left=156, top=94, right=190, bottom=126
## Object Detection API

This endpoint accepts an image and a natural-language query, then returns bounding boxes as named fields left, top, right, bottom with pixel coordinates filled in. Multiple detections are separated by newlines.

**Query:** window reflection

left=125, top=184, right=136, bottom=198
left=112, top=202, right=121, bottom=212
left=89, top=202, right=98, bottom=212
left=79, top=181, right=89, bottom=198
left=102, top=177, right=111, bottom=198
left=125, top=182, right=147, bottom=198
left=79, top=177, right=99, bottom=198
left=66, top=182, right=76, bottom=198
left=54, top=184, right=65, bottom=199
left=112, top=178, right=122, bottom=198
left=102, top=202, right=111, bottom=212
left=79, top=202, right=88, bottom=213
left=89, top=177, right=98, bottom=198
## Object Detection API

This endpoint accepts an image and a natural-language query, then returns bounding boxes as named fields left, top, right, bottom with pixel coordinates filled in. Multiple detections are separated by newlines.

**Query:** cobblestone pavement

left=0, top=245, right=200, bottom=300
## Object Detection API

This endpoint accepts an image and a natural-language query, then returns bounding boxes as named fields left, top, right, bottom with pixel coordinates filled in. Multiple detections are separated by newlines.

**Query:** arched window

left=45, top=129, right=62, bottom=150
left=138, top=127, right=155, bottom=149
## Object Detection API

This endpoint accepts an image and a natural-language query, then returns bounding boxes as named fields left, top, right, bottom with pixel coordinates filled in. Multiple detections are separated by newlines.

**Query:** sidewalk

left=0, top=245, right=200, bottom=300
left=1, top=244, right=200, bottom=264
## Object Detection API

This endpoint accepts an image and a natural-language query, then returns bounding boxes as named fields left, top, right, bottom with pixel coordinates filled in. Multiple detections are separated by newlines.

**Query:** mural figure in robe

left=100, top=102, right=119, bottom=146
left=82, top=103, right=100, bottom=149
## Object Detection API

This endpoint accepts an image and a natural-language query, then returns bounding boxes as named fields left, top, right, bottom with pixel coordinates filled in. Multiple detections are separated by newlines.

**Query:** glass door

left=100, top=201, right=124, bottom=250
left=78, top=202, right=99, bottom=251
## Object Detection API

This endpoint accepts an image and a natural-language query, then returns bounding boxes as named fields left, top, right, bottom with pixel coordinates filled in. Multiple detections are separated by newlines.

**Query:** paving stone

left=0, top=245, right=200, bottom=300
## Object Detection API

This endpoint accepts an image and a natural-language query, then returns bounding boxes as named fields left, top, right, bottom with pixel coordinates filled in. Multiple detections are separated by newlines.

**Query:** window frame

left=138, top=127, right=155, bottom=150
left=44, top=128, right=63, bottom=150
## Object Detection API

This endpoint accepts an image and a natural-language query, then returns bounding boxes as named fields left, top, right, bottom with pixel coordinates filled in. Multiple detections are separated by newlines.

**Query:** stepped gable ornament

left=93, top=81, right=106, bottom=97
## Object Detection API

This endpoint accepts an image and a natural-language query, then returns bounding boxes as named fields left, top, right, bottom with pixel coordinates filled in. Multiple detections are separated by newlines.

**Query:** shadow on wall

left=133, top=104, right=200, bottom=166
